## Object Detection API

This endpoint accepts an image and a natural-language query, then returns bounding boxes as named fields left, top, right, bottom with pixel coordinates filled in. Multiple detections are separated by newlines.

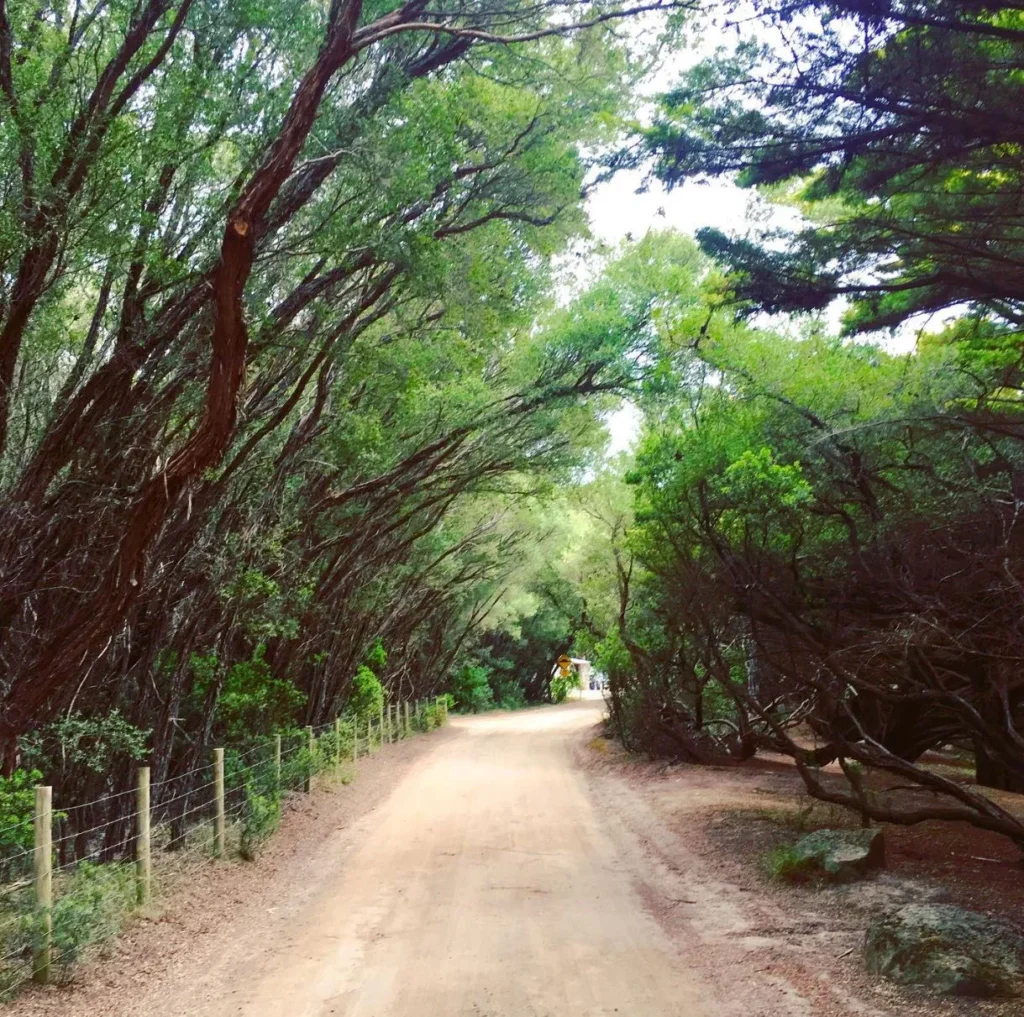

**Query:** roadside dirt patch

left=578, top=730, right=1024, bottom=1017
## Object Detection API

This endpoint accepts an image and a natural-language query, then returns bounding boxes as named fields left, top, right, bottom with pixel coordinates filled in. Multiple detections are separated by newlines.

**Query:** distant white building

left=571, top=658, right=592, bottom=689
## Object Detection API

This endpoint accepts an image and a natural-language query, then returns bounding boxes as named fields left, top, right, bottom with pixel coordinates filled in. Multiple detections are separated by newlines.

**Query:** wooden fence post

left=274, top=733, right=282, bottom=792
left=404, top=701, right=411, bottom=737
left=379, top=701, right=385, bottom=746
left=304, top=726, right=314, bottom=792
left=213, top=748, right=225, bottom=858
left=367, top=714, right=373, bottom=754
left=335, top=717, right=342, bottom=769
left=352, top=719, right=358, bottom=763
left=416, top=700, right=422, bottom=731
left=136, top=766, right=151, bottom=905
left=33, top=785, right=52, bottom=985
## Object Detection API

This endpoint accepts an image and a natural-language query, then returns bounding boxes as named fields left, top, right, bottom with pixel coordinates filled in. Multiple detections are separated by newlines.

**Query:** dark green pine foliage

left=644, top=2, right=1024, bottom=332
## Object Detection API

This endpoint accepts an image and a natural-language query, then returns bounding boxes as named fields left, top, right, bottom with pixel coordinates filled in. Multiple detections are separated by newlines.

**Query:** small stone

left=864, top=903, right=1024, bottom=997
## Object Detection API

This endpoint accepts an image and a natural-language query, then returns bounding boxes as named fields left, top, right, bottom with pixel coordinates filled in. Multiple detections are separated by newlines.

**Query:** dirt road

left=17, top=699, right=975, bottom=1017
left=199, top=699, right=710, bottom=1017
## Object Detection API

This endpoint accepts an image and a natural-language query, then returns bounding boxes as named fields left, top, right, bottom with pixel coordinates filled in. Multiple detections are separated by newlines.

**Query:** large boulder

left=781, top=827, right=885, bottom=883
left=865, top=904, right=1024, bottom=997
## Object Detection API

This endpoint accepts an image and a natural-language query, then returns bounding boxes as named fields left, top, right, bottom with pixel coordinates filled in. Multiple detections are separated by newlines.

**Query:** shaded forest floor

left=580, top=726, right=1024, bottom=1017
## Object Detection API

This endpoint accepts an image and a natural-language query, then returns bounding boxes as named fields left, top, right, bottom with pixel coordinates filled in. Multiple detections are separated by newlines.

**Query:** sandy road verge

left=580, top=727, right=1022, bottom=1017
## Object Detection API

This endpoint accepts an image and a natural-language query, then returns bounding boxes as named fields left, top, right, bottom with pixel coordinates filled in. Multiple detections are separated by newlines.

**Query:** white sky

left=587, top=133, right=919, bottom=456
left=589, top=171, right=754, bottom=245
left=581, top=24, right=769, bottom=457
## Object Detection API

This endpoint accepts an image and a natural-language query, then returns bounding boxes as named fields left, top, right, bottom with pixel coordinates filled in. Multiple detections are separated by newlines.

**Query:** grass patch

left=762, top=843, right=822, bottom=885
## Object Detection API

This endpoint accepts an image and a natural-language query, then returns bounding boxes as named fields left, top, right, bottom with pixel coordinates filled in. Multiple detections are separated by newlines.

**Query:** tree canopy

left=2, top=0, right=1024, bottom=864
left=642, top=1, right=1024, bottom=333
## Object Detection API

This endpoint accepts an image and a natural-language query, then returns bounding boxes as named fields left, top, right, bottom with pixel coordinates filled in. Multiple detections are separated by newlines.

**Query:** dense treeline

left=0, top=0, right=688, bottom=824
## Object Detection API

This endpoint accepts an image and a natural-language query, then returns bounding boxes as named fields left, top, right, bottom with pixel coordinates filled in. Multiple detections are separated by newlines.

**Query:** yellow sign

left=556, top=653, right=573, bottom=676
left=557, top=654, right=572, bottom=665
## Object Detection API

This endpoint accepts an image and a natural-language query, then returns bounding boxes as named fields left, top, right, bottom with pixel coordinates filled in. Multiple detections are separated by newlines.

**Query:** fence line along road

left=0, top=696, right=449, bottom=995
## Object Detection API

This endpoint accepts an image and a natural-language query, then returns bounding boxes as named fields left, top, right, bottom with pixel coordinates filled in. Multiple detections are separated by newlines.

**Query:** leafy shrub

left=452, top=665, right=494, bottom=713
left=0, top=769, right=42, bottom=881
left=490, top=673, right=526, bottom=711
left=277, top=734, right=333, bottom=794
left=20, top=713, right=149, bottom=777
left=551, top=669, right=581, bottom=703
left=240, top=789, right=281, bottom=861
left=44, top=862, right=135, bottom=977
left=0, top=879, right=32, bottom=995
left=419, top=701, right=447, bottom=730
left=364, top=638, right=387, bottom=674
left=19, top=713, right=149, bottom=810
left=348, top=665, right=384, bottom=720
left=209, top=646, right=307, bottom=742
left=220, top=749, right=281, bottom=861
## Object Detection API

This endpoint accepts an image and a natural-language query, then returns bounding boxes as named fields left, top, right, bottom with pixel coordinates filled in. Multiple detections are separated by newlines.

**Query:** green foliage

left=18, top=715, right=149, bottom=820
left=348, top=666, right=385, bottom=721
left=364, top=639, right=387, bottom=675
left=0, top=770, right=41, bottom=881
left=192, top=647, right=306, bottom=743
left=0, top=0, right=668, bottom=829
left=219, top=568, right=301, bottom=641
left=46, top=862, right=136, bottom=977
left=19, top=713, right=149, bottom=778
left=592, top=631, right=631, bottom=687
left=491, top=674, right=527, bottom=711
left=550, top=669, right=582, bottom=704
left=419, top=702, right=446, bottom=730
left=239, top=776, right=282, bottom=862
left=643, top=2, right=1024, bottom=333
left=451, top=665, right=494, bottom=714
left=275, top=730, right=339, bottom=795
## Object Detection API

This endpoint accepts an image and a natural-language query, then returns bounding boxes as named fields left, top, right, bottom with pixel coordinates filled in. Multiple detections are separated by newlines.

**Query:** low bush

left=550, top=670, right=581, bottom=704
left=452, top=665, right=494, bottom=713
left=52, top=862, right=136, bottom=974
left=240, top=789, right=281, bottom=861
left=419, top=703, right=445, bottom=730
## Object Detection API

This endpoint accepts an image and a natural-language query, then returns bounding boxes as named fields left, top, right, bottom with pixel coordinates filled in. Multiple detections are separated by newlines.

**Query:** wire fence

left=0, top=697, right=448, bottom=998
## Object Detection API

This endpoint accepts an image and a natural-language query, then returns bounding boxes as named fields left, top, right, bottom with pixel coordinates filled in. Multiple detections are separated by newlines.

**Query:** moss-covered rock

left=773, top=827, right=885, bottom=883
left=864, top=904, right=1024, bottom=997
